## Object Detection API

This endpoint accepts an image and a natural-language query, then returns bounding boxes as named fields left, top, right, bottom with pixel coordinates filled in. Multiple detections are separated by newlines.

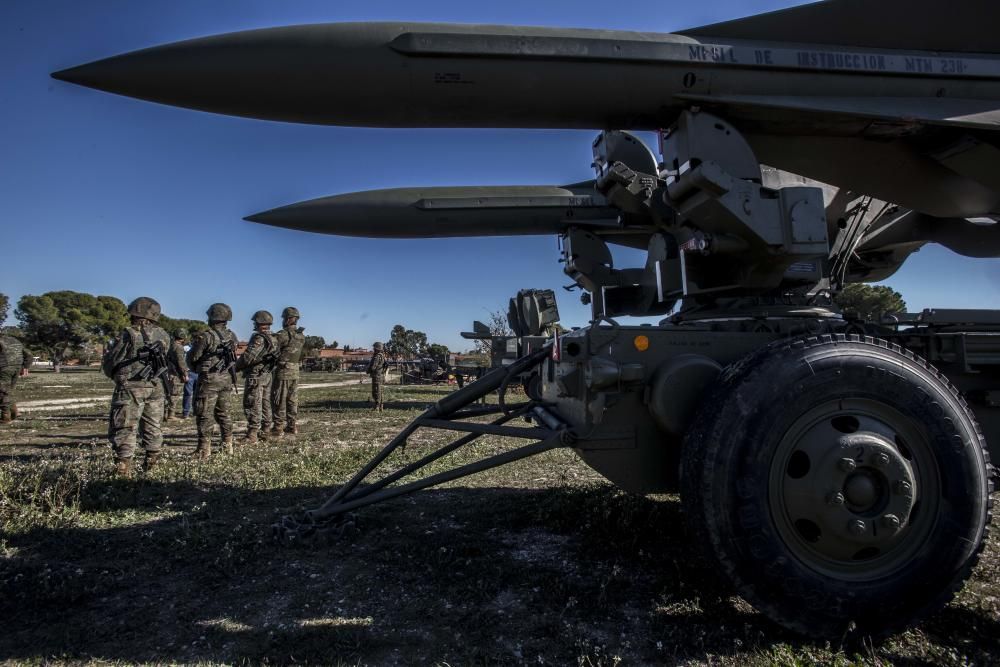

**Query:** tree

left=330, top=341, right=339, bottom=349
left=303, top=335, right=326, bottom=358
left=159, top=315, right=209, bottom=339
left=835, top=284, right=907, bottom=322
left=15, top=291, right=129, bottom=370
left=0, top=292, right=8, bottom=324
left=427, top=343, right=450, bottom=365
left=387, top=324, right=429, bottom=359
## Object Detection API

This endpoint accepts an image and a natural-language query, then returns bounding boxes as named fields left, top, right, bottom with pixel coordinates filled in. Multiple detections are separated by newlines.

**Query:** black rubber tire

left=680, top=334, right=994, bottom=638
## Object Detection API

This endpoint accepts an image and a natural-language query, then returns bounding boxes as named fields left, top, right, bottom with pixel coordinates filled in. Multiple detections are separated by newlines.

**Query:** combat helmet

left=281, top=306, right=300, bottom=320
left=207, top=302, right=233, bottom=322
left=373, top=341, right=384, bottom=350
left=175, top=328, right=188, bottom=340
left=127, top=297, right=161, bottom=322
left=252, top=310, right=274, bottom=325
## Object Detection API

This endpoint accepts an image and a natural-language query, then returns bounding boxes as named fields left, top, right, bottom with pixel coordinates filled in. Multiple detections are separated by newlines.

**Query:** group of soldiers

left=103, top=297, right=307, bottom=477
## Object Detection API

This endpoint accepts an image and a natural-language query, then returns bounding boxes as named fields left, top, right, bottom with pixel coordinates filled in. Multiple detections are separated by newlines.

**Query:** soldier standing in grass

left=271, top=306, right=305, bottom=437
left=186, top=303, right=239, bottom=458
left=102, top=297, right=171, bottom=476
left=163, top=328, right=189, bottom=422
left=236, top=310, right=277, bottom=444
left=0, top=333, right=32, bottom=424
left=367, top=341, right=387, bottom=412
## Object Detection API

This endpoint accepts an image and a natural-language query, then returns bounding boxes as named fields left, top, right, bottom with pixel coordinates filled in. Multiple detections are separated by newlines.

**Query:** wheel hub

left=771, top=403, right=927, bottom=578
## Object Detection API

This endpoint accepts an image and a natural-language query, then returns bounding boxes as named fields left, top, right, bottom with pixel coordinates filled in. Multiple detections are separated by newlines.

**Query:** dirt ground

left=1, top=369, right=998, bottom=665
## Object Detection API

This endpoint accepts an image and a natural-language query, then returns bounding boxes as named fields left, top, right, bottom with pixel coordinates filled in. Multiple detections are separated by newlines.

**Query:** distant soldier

left=101, top=297, right=171, bottom=476
left=186, top=303, right=239, bottom=458
left=0, top=333, right=32, bottom=423
left=367, top=341, right=387, bottom=412
left=163, top=328, right=189, bottom=422
left=271, top=306, right=305, bottom=437
left=236, top=310, right=277, bottom=444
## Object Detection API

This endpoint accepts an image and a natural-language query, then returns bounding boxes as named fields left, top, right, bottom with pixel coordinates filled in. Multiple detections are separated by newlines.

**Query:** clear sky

left=3, top=0, right=999, bottom=349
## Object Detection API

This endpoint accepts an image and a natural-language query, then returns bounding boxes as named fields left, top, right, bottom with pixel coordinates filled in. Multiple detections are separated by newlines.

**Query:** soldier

left=367, top=341, right=387, bottom=412
left=163, top=328, right=189, bottom=422
left=270, top=306, right=305, bottom=437
left=0, top=333, right=32, bottom=423
left=102, top=297, right=171, bottom=476
left=186, top=303, right=239, bottom=458
left=236, top=310, right=277, bottom=444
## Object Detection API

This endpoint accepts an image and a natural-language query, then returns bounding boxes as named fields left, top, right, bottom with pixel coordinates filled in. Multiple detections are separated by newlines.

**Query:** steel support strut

left=274, top=346, right=567, bottom=540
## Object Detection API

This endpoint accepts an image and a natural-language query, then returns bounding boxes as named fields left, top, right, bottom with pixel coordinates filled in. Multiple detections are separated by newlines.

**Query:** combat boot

left=144, top=451, right=161, bottom=472
left=284, top=424, right=298, bottom=436
left=222, top=435, right=234, bottom=455
left=269, top=426, right=284, bottom=440
left=0, top=409, right=10, bottom=424
left=243, top=430, right=259, bottom=445
left=193, top=439, right=211, bottom=460
left=115, top=458, right=133, bottom=478
left=9, top=404, right=18, bottom=420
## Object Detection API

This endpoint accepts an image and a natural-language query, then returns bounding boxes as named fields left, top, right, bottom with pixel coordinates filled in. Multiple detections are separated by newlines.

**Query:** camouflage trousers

left=164, top=374, right=185, bottom=419
left=108, top=381, right=164, bottom=460
left=194, top=372, right=235, bottom=441
left=243, top=372, right=273, bottom=434
left=272, top=376, right=298, bottom=431
left=0, top=368, right=19, bottom=420
left=371, top=377, right=384, bottom=409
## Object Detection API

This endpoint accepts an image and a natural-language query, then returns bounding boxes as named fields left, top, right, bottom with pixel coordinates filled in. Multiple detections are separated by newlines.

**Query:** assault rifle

left=125, top=340, right=172, bottom=395
left=208, top=339, right=239, bottom=385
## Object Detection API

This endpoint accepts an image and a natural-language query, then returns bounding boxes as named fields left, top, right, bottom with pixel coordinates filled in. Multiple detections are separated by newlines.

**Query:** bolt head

left=894, top=480, right=912, bottom=496
left=848, top=519, right=867, bottom=536
left=881, top=514, right=901, bottom=532
left=874, top=452, right=891, bottom=467
left=827, top=492, right=846, bottom=506
left=838, top=457, right=858, bottom=473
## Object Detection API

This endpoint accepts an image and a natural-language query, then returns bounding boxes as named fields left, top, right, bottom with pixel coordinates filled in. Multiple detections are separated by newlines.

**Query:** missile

left=245, top=183, right=624, bottom=238
left=52, top=0, right=1000, bottom=217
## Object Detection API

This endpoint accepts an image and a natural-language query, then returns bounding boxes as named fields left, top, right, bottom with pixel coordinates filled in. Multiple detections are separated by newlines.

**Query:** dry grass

left=1, top=370, right=997, bottom=665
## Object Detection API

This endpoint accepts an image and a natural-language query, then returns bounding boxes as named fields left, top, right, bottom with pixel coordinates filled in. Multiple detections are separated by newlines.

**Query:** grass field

left=1, top=369, right=997, bottom=665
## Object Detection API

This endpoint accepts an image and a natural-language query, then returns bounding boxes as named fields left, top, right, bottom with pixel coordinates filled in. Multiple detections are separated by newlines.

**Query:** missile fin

left=681, top=0, right=1000, bottom=55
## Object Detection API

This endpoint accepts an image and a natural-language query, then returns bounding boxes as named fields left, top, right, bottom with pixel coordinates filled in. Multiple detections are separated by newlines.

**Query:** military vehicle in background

left=55, top=0, right=998, bottom=639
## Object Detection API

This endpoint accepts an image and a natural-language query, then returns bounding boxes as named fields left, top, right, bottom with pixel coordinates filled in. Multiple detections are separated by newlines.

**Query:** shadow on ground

left=0, top=480, right=770, bottom=664
left=2, top=478, right=998, bottom=664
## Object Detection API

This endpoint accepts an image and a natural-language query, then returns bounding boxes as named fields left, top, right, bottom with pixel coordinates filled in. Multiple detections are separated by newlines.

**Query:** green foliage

left=330, top=340, right=339, bottom=349
left=835, top=284, right=907, bottom=322
left=387, top=324, right=428, bottom=359
left=159, top=315, right=209, bottom=339
left=426, top=343, right=450, bottom=363
left=0, top=292, right=8, bottom=324
left=303, top=335, right=326, bottom=357
left=15, top=291, right=129, bottom=363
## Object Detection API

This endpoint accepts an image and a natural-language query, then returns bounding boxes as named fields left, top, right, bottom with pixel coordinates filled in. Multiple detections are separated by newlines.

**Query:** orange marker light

left=634, top=335, right=650, bottom=352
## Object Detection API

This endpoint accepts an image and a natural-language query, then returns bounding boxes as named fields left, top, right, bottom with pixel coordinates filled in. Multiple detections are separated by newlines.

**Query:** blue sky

left=3, top=0, right=999, bottom=349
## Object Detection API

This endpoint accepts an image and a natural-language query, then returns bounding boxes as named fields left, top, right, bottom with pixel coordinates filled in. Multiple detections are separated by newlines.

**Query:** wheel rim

left=769, top=398, right=940, bottom=580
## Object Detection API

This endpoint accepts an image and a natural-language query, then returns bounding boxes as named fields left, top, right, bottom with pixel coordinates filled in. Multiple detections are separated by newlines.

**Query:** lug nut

left=881, top=514, right=902, bottom=532
left=827, top=492, right=846, bottom=506
left=838, top=458, right=857, bottom=473
left=894, top=480, right=912, bottom=496
left=874, top=452, right=891, bottom=467
left=848, top=519, right=867, bottom=536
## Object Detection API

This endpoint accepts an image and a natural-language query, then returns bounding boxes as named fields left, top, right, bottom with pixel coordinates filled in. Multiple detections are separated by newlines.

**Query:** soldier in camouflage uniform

left=270, top=306, right=305, bottom=437
left=163, top=328, right=189, bottom=422
left=0, top=334, right=32, bottom=423
left=102, top=297, right=172, bottom=476
left=186, top=303, right=239, bottom=458
left=367, top=341, right=387, bottom=412
left=236, top=310, right=277, bottom=444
